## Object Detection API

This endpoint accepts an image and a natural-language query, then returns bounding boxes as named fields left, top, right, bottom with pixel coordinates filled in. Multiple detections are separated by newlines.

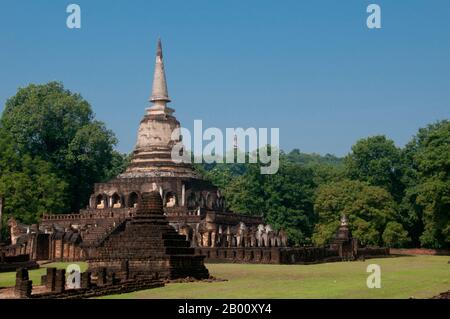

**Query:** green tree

left=224, top=164, right=266, bottom=216
left=0, top=132, right=67, bottom=224
left=382, top=221, right=411, bottom=248
left=312, top=179, right=397, bottom=246
left=0, top=82, right=117, bottom=213
left=103, top=151, right=131, bottom=180
left=344, top=135, right=404, bottom=202
left=225, top=157, right=316, bottom=245
left=402, top=120, right=450, bottom=248
left=398, top=144, right=424, bottom=247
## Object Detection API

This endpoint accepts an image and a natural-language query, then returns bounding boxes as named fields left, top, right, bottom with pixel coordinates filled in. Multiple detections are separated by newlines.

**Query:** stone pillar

left=81, top=272, right=91, bottom=289
left=45, top=267, right=56, bottom=291
left=70, top=244, right=75, bottom=261
left=210, top=231, right=216, bottom=248
left=106, top=272, right=115, bottom=285
left=55, top=269, right=66, bottom=293
left=121, top=260, right=129, bottom=280
left=14, top=268, right=32, bottom=298
left=28, top=235, right=35, bottom=260
left=59, top=240, right=64, bottom=260
left=51, top=238, right=56, bottom=260
left=63, top=243, right=69, bottom=260
left=181, top=184, right=185, bottom=206
left=97, top=268, right=107, bottom=286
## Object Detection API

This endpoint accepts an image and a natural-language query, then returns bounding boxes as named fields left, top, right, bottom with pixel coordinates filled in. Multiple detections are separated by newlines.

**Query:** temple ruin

left=0, top=39, right=389, bottom=269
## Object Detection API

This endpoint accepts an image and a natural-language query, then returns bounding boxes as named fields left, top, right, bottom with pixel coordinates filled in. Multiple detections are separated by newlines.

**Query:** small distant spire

left=150, top=38, right=171, bottom=104
left=156, top=38, right=163, bottom=58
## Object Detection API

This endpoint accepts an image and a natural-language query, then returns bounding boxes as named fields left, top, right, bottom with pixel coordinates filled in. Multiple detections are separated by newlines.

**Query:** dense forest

left=0, top=82, right=449, bottom=249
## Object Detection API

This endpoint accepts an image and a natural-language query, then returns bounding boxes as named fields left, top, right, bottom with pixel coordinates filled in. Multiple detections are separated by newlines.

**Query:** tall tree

left=344, top=135, right=404, bottom=202
left=225, top=157, right=316, bottom=245
left=286, top=149, right=345, bottom=186
left=0, top=82, right=118, bottom=214
left=402, top=120, right=450, bottom=248
left=382, top=221, right=411, bottom=248
left=0, top=131, right=67, bottom=224
left=312, top=179, right=400, bottom=246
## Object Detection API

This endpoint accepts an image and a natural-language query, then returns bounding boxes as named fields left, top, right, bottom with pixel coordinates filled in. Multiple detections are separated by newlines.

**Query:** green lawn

left=0, top=262, right=88, bottom=288
left=104, top=256, right=450, bottom=299
left=1, top=256, right=449, bottom=299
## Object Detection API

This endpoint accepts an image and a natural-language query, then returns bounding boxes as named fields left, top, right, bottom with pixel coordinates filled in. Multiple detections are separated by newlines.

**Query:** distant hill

left=194, top=148, right=343, bottom=178
left=284, top=149, right=343, bottom=167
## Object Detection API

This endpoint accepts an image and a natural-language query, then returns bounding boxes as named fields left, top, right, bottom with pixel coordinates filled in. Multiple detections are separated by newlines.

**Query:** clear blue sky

left=0, top=0, right=449, bottom=157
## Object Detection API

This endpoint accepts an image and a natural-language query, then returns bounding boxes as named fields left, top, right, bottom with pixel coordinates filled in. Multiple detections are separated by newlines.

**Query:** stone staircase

left=81, top=220, right=123, bottom=246
left=86, top=191, right=210, bottom=280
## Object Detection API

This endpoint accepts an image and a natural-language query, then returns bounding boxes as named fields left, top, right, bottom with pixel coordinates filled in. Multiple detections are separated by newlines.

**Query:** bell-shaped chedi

left=83, top=39, right=221, bottom=216
left=121, top=39, right=198, bottom=179
left=86, top=191, right=209, bottom=280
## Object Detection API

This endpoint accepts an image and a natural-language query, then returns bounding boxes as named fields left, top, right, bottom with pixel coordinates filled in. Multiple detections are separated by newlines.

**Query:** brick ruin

left=11, top=267, right=164, bottom=299
left=0, top=39, right=390, bottom=270
left=196, top=215, right=389, bottom=264
left=8, top=191, right=208, bottom=299
left=85, top=191, right=209, bottom=280
left=0, top=253, right=39, bottom=273
left=329, top=214, right=358, bottom=260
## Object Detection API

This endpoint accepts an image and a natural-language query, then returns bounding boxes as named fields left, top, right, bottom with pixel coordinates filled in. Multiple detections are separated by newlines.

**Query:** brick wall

left=390, top=248, right=450, bottom=256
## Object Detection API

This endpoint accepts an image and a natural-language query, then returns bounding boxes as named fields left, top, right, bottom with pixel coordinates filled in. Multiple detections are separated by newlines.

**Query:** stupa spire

left=148, top=38, right=173, bottom=115
left=150, top=39, right=170, bottom=102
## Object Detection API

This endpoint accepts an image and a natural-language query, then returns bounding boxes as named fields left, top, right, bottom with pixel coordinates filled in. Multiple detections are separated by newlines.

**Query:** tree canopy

left=344, top=135, right=404, bottom=201
left=312, top=179, right=399, bottom=246
left=0, top=131, right=67, bottom=224
left=0, top=82, right=126, bottom=224
left=402, top=120, right=450, bottom=248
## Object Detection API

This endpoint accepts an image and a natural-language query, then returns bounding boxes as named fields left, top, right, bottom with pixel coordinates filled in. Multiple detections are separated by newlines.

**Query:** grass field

left=1, top=256, right=449, bottom=299
left=0, top=262, right=88, bottom=288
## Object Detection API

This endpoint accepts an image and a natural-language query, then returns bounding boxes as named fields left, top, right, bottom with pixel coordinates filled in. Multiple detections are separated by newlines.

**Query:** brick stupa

left=86, top=191, right=209, bottom=280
